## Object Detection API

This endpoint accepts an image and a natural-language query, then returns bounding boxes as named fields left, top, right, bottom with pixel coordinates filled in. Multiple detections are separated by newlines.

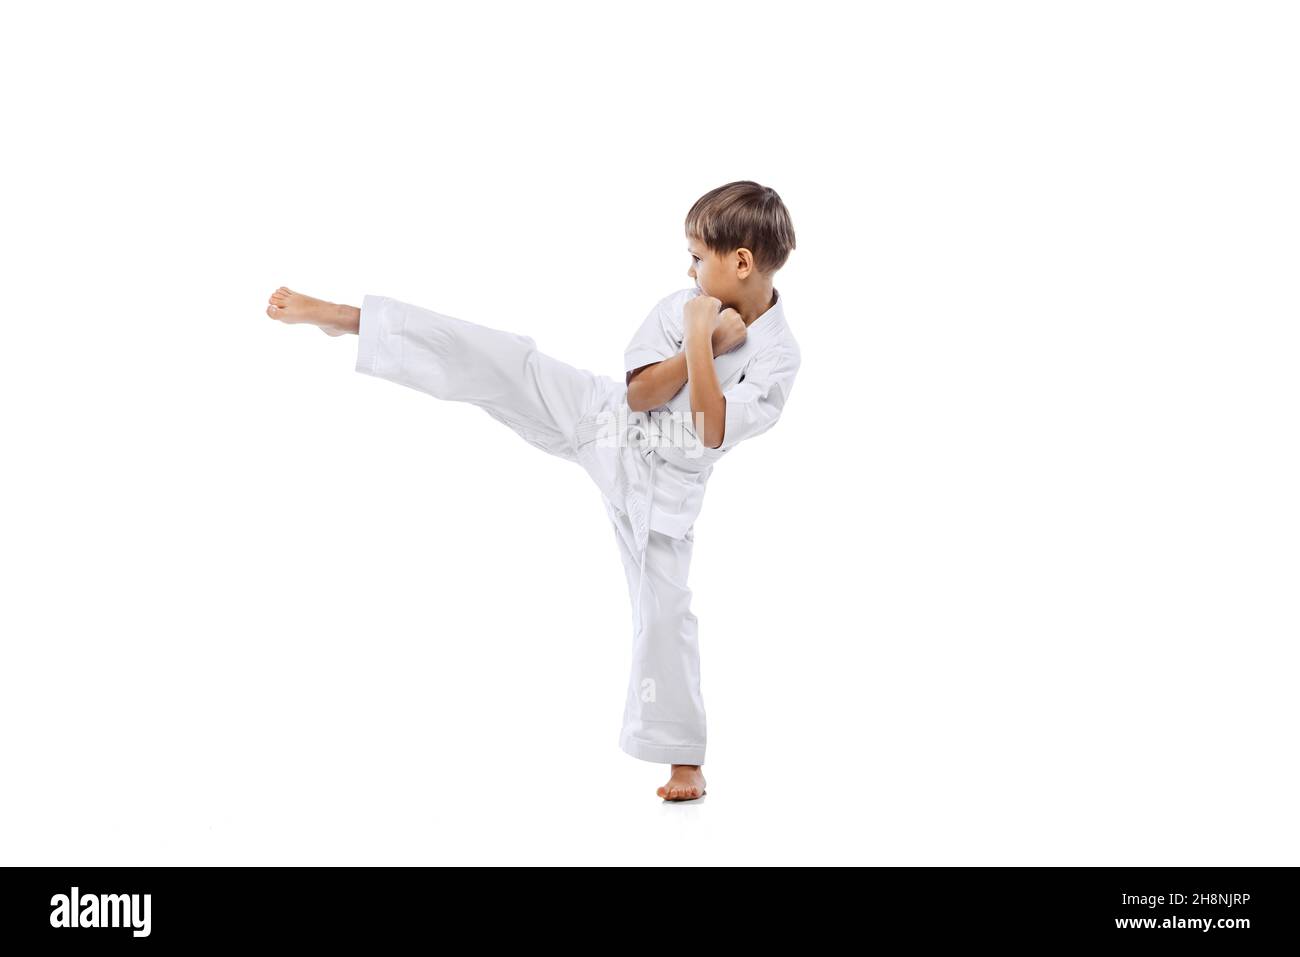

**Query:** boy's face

left=686, top=234, right=733, bottom=303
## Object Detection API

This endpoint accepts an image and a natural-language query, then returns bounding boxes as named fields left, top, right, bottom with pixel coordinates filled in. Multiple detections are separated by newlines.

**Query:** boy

left=266, top=180, right=801, bottom=802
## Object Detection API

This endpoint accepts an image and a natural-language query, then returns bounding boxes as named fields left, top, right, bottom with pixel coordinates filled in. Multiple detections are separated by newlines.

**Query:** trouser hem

left=619, top=730, right=705, bottom=766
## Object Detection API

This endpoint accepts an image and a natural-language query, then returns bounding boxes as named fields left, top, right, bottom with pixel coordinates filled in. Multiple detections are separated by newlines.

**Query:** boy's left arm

left=683, top=297, right=745, bottom=449
left=685, top=296, right=801, bottom=454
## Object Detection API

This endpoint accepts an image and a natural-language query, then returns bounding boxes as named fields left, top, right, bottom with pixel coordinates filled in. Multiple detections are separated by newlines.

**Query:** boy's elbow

left=625, top=377, right=655, bottom=413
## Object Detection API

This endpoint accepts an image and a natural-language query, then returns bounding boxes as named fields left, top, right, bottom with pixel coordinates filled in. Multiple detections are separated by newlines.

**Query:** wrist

left=685, top=318, right=711, bottom=344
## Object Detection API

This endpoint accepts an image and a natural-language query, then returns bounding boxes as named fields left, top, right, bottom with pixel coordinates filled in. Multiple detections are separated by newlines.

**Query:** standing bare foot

left=266, top=286, right=360, bottom=336
left=658, top=764, right=706, bottom=801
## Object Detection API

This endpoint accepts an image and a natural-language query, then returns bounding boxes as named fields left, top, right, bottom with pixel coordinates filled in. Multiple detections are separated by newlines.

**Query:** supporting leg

left=608, top=511, right=706, bottom=767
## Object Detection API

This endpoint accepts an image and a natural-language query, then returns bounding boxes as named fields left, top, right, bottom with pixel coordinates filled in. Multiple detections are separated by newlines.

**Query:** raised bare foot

left=658, top=764, right=706, bottom=802
left=266, top=286, right=360, bottom=336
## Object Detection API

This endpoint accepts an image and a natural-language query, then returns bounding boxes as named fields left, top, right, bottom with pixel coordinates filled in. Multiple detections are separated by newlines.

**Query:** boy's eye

left=691, top=256, right=700, bottom=263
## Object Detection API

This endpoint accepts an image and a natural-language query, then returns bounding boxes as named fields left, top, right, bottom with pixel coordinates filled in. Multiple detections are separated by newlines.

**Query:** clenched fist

left=685, top=295, right=748, bottom=356
left=711, top=307, right=747, bottom=357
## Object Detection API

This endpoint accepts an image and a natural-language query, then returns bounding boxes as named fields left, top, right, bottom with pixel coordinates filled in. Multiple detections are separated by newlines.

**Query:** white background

left=2, top=1, right=1296, bottom=865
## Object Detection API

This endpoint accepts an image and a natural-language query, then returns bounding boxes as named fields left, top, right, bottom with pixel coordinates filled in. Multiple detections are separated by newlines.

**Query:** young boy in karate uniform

left=267, top=181, right=801, bottom=801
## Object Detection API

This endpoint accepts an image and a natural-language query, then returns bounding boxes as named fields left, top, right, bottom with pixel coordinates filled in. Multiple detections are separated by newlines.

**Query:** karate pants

left=355, top=294, right=707, bottom=766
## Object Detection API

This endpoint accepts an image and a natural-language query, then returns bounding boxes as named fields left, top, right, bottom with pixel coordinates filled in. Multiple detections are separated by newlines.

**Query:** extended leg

left=356, top=294, right=611, bottom=463
left=268, top=286, right=610, bottom=462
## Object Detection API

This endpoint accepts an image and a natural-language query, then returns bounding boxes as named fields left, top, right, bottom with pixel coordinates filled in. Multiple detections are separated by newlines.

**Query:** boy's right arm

left=626, top=310, right=747, bottom=412
left=626, top=353, right=690, bottom=412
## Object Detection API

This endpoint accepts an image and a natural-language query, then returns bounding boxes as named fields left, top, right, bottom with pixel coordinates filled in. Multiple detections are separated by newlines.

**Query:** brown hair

left=684, top=180, right=796, bottom=275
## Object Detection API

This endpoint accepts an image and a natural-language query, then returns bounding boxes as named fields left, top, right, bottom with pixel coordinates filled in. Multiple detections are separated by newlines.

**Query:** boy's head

left=684, top=181, right=795, bottom=303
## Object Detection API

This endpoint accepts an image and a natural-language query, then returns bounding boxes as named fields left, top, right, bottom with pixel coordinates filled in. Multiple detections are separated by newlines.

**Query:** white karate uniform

left=354, top=287, right=801, bottom=766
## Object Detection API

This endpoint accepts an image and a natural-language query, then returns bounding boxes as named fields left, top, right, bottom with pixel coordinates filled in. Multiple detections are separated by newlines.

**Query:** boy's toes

left=267, top=304, right=282, bottom=320
left=659, top=782, right=704, bottom=801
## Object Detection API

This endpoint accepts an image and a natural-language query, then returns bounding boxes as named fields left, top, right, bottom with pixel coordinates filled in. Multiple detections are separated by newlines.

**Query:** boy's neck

left=735, top=284, right=777, bottom=327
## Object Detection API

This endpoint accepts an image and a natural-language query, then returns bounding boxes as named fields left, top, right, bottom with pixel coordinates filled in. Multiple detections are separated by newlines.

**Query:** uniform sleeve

left=712, top=343, right=801, bottom=453
left=624, top=291, right=688, bottom=374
